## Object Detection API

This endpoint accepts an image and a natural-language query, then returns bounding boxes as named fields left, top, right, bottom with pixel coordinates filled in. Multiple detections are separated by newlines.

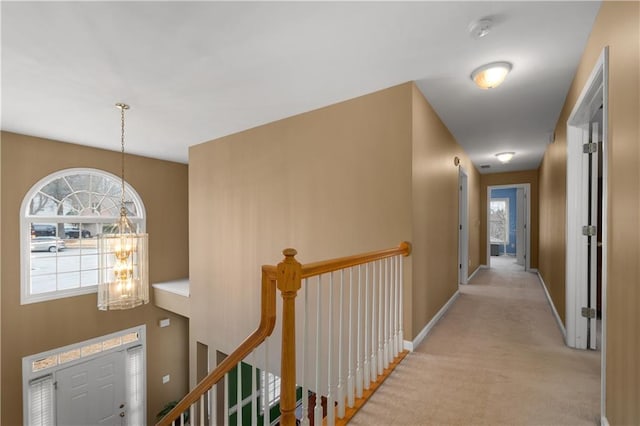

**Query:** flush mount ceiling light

left=97, top=103, right=149, bottom=311
left=495, top=152, right=515, bottom=163
left=471, top=61, right=512, bottom=89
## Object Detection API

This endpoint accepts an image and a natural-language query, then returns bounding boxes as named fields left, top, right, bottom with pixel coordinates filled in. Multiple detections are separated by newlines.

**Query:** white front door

left=56, top=350, right=126, bottom=426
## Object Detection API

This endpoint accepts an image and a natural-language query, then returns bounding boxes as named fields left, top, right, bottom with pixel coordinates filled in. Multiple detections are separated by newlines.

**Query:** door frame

left=486, top=183, right=531, bottom=271
left=458, top=166, right=469, bottom=285
left=565, top=47, right=608, bottom=420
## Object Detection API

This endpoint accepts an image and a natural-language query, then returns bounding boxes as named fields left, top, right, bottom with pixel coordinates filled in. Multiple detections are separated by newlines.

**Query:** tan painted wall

left=411, top=84, right=481, bottom=336
left=479, top=171, right=539, bottom=269
left=0, top=132, right=190, bottom=424
left=189, top=83, right=481, bottom=386
left=189, top=83, right=414, bottom=380
left=538, top=2, right=640, bottom=423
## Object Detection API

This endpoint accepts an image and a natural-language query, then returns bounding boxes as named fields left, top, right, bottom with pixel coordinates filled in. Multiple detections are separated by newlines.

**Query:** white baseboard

left=601, top=416, right=610, bottom=426
left=528, top=267, right=539, bottom=273
left=467, top=265, right=482, bottom=281
left=404, top=290, right=460, bottom=352
left=537, top=271, right=566, bottom=339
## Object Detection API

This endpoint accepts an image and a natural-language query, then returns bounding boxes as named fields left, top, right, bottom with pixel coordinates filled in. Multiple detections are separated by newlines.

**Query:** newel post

left=277, top=248, right=302, bottom=425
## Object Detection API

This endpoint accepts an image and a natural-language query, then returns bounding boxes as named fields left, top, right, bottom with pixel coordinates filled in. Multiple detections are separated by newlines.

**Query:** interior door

left=515, top=188, right=525, bottom=266
left=56, top=350, right=126, bottom=425
left=587, top=120, right=600, bottom=350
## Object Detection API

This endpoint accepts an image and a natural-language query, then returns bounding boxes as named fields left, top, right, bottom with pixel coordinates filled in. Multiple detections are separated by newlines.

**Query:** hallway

left=350, top=264, right=601, bottom=425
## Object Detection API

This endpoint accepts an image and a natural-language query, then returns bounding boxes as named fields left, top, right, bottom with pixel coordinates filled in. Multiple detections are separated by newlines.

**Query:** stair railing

left=156, top=242, right=411, bottom=426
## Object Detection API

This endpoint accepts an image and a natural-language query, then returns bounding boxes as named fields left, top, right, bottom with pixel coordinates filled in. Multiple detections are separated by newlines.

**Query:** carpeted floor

left=350, top=264, right=601, bottom=425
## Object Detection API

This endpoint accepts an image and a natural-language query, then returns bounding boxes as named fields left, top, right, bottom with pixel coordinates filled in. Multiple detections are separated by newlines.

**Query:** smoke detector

left=469, top=18, right=493, bottom=39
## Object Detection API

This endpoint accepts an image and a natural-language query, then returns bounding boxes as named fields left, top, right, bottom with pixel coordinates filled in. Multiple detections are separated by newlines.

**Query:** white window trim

left=22, top=325, right=147, bottom=426
left=20, top=168, right=146, bottom=305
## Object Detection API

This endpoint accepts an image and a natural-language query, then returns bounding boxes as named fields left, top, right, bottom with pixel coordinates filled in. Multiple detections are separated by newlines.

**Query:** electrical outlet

left=159, top=318, right=170, bottom=328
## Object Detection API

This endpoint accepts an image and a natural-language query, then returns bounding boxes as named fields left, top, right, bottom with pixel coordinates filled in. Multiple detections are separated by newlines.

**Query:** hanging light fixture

left=471, top=61, right=512, bottom=89
left=97, top=103, right=149, bottom=310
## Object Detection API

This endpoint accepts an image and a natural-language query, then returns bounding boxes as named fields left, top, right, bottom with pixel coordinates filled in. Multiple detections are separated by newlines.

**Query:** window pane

left=57, top=253, right=80, bottom=273
left=57, top=272, right=81, bottom=291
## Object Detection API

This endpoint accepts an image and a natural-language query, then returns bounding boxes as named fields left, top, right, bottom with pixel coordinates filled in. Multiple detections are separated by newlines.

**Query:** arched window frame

left=20, top=168, right=146, bottom=305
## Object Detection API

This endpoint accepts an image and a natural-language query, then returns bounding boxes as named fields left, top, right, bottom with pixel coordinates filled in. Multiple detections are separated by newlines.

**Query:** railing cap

left=282, top=248, right=298, bottom=257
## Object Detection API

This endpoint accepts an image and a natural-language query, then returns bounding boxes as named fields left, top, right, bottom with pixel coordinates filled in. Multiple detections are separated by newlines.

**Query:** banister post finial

left=277, top=248, right=302, bottom=426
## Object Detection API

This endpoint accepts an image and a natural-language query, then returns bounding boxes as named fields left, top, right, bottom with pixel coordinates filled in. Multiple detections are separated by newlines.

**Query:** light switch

left=162, top=374, right=170, bottom=384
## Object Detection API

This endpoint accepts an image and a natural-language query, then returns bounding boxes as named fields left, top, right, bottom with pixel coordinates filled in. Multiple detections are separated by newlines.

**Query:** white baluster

left=314, top=276, right=323, bottom=426
left=200, top=394, right=205, bottom=426
left=387, top=258, right=396, bottom=364
left=356, top=265, right=363, bottom=399
left=211, top=385, right=217, bottom=426
left=394, top=255, right=400, bottom=356
left=370, top=260, right=378, bottom=383
left=347, top=268, right=355, bottom=407
left=399, top=255, right=404, bottom=353
left=327, top=272, right=335, bottom=426
left=191, top=405, right=196, bottom=426
left=363, top=262, right=370, bottom=390
left=384, top=257, right=390, bottom=368
left=251, top=352, right=257, bottom=426
left=180, top=411, right=185, bottom=426
left=237, top=362, right=242, bottom=426
left=264, top=340, right=270, bottom=426
left=390, top=256, right=396, bottom=360
left=300, top=279, right=310, bottom=426
left=337, top=270, right=345, bottom=418
left=224, top=373, right=229, bottom=426
left=377, top=260, right=384, bottom=376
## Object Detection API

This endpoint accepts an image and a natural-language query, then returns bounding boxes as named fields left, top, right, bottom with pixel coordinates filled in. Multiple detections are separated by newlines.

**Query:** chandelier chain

left=116, top=103, right=130, bottom=213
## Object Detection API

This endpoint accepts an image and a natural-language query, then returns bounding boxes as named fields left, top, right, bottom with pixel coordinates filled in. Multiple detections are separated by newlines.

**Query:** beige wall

left=0, top=132, right=190, bottom=424
left=538, top=2, right=640, bottom=424
left=479, top=171, right=539, bottom=269
left=190, top=83, right=414, bottom=378
left=189, top=82, right=482, bottom=385
left=411, top=84, right=481, bottom=336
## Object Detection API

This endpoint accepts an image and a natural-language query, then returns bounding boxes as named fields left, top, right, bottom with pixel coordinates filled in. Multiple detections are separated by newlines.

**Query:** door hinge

left=583, top=143, right=598, bottom=154
left=581, top=307, right=596, bottom=319
left=54, top=381, right=58, bottom=390
left=459, top=264, right=462, bottom=269
left=582, top=225, right=597, bottom=236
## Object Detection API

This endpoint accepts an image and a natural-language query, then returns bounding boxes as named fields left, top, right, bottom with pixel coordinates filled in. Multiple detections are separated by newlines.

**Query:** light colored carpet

left=350, top=265, right=601, bottom=425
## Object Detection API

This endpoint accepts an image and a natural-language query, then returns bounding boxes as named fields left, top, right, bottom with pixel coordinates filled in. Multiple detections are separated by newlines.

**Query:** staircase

left=156, top=242, right=411, bottom=426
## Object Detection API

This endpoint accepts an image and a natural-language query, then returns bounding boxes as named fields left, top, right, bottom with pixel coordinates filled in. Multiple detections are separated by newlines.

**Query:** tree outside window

left=490, top=199, right=509, bottom=245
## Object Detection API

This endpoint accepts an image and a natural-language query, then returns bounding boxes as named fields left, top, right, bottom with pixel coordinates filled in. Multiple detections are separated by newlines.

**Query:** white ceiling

left=2, top=1, right=600, bottom=172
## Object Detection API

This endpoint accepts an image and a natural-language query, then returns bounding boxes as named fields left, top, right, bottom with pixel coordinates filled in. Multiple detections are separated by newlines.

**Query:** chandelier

left=97, top=103, right=149, bottom=310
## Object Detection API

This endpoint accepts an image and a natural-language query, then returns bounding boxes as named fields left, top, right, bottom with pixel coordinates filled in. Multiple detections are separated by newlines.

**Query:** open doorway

left=486, top=184, right=531, bottom=271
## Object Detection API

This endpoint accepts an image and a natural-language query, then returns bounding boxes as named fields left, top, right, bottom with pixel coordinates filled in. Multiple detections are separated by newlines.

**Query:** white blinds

left=126, top=345, right=145, bottom=426
left=28, top=375, right=54, bottom=426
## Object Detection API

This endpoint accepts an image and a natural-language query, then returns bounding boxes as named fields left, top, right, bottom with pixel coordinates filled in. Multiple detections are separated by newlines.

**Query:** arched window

left=21, top=168, right=146, bottom=304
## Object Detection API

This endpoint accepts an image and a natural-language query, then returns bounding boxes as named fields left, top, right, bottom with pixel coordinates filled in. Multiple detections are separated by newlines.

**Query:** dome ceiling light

left=471, top=61, right=512, bottom=89
left=495, top=152, right=515, bottom=163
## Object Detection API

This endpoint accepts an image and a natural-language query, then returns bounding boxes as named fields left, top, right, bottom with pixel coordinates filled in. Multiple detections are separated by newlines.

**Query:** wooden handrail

left=155, top=267, right=277, bottom=426
left=156, top=242, right=411, bottom=426
left=301, top=241, right=411, bottom=278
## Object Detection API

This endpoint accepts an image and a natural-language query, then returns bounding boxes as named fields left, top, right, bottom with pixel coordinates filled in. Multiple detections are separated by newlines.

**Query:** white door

left=515, top=188, right=526, bottom=267
left=586, top=121, right=600, bottom=350
left=56, top=350, right=126, bottom=426
left=458, top=169, right=469, bottom=284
